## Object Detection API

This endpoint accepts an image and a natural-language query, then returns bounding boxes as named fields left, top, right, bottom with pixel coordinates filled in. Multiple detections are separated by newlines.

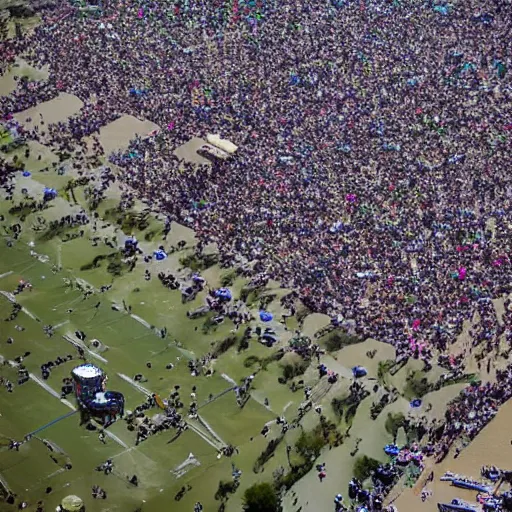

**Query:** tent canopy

left=206, top=134, right=238, bottom=154
left=259, top=311, right=273, bottom=322
left=61, top=495, right=84, bottom=512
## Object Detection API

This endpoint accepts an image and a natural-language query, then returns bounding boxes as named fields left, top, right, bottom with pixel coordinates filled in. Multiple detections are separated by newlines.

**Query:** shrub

left=377, top=360, right=395, bottom=381
left=277, top=461, right=314, bottom=490
left=331, top=391, right=367, bottom=424
left=80, top=254, right=108, bottom=271
left=254, top=438, right=282, bottom=472
left=260, top=350, right=285, bottom=370
left=220, top=269, right=237, bottom=287
left=331, top=396, right=347, bottom=418
left=144, top=229, right=160, bottom=241
left=405, top=371, right=432, bottom=398
left=295, top=306, right=312, bottom=324
left=385, top=412, right=406, bottom=438
left=180, top=253, right=218, bottom=271
left=238, top=338, right=250, bottom=352
left=344, top=403, right=359, bottom=424
left=239, top=287, right=251, bottom=302
left=295, top=430, right=325, bottom=459
left=324, top=331, right=362, bottom=352
left=107, top=261, right=123, bottom=276
left=281, top=360, right=309, bottom=382
left=215, top=480, right=238, bottom=501
left=212, top=336, right=238, bottom=357
left=353, top=455, right=381, bottom=482
left=243, top=482, right=280, bottom=512
left=243, top=355, right=260, bottom=368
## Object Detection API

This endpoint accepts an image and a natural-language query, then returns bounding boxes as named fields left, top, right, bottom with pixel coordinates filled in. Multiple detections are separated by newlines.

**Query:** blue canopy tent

left=124, top=236, right=138, bottom=250
left=43, top=187, right=57, bottom=201
left=289, top=75, right=300, bottom=86
left=22, top=170, right=31, bottom=177
left=129, top=87, right=148, bottom=97
left=410, top=398, right=422, bottom=408
left=259, top=311, right=273, bottom=322
left=352, top=366, right=367, bottom=378
left=215, top=288, right=232, bottom=301
left=153, top=249, right=167, bottom=261
left=384, top=444, right=400, bottom=456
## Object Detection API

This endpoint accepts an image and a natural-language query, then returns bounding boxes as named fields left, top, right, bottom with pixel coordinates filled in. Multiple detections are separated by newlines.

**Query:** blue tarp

left=215, top=288, right=232, bottom=301
left=125, top=237, right=137, bottom=248
left=261, top=333, right=278, bottom=345
left=43, top=187, right=57, bottom=201
left=289, top=75, right=300, bottom=86
left=352, top=366, right=367, bottom=378
left=433, top=4, right=450, bottom=15
left=129, top=88, right=147, bottom=97
left=154, top=249, right=167, bottom=261
left=410, top=399, right=422, bottom=408
left=259, top=311, right=273, bottom=322
left=22, top=171, right=31, bottom=177
left=384, top=444, right=400, bottom=456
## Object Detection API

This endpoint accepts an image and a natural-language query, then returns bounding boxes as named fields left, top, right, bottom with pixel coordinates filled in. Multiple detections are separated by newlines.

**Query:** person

left=98, top=431, right=106, bottom=444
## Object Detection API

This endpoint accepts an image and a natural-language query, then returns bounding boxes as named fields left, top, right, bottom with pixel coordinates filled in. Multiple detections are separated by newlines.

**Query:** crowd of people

left=1, top=1, right=512, bottom=509
left=3, top=0, right=510, bottom=364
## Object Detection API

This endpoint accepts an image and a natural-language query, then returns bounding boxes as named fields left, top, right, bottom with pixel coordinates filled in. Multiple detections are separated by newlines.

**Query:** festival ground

left=1, top=32, right=511, bottom=512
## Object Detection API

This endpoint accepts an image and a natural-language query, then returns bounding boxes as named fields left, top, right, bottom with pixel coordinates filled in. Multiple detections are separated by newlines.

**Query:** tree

left=353, top=455, right=381, bottom=482
left=295, top=430, right=325, bottom=459
left=243, top=482, right=280, bottom=512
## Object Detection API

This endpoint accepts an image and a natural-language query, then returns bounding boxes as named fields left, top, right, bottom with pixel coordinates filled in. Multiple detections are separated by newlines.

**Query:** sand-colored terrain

left=0, top=58, right=49, bottom=97
left=93, top=114, right=160, bottom=154
left=13, top=93, right=83, bottom=127
left=174, top=136, right=211, bottom=165
left=394, top=398, right=512, bottom=511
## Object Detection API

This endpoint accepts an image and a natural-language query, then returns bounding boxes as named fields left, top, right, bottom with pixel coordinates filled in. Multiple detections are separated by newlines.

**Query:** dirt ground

left=13, top=93, right=83, bottom=128
left=0, top=58, right=48, bottom=97
left=174, top=136, right=211, bottom=165
left=92, top=114, right=160, bottom=154
left=394, top=399, right=512, bottom=511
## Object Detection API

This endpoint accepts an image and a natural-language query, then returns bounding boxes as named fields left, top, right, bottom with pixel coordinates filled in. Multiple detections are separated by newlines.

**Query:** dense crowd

left=2, top=0, right=512, bottom=365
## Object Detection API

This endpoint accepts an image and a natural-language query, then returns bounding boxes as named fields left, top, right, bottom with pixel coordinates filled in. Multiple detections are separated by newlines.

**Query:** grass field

left=0, top=148, right=324, bottom=512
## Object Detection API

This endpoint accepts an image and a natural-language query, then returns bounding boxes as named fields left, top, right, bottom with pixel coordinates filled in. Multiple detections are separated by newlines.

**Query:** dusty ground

left=92, top=114, right=160, bottom=154
left=174, top=136, right=211, bottom=165
left=0, top=58, right=49, bottom=96
left=394, top=399, right=512, bottom=511
left=13, top=92, right=83, bottom=128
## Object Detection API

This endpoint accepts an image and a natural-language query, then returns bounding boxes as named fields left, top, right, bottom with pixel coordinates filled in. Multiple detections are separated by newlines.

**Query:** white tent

left=206, top=134, right=238, bottom=155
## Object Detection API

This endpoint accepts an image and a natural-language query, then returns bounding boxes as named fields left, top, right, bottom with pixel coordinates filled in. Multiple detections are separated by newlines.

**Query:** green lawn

left=0, top=162, right=323, bottom=512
